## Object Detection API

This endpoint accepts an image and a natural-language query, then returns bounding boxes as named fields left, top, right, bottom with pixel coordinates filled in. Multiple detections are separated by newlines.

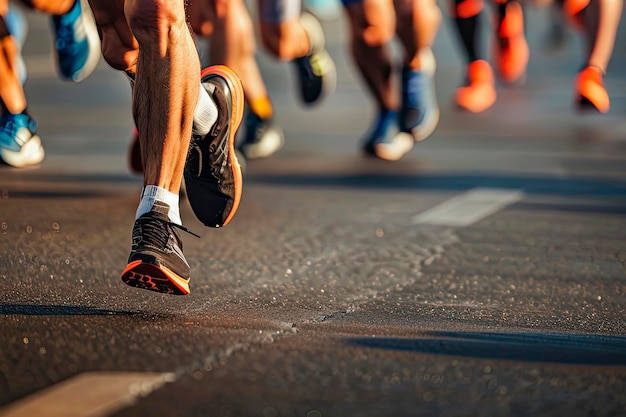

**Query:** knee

left=101, top=32, right=137, bottom=72
left=91, top=7, right=138, bottom=71
left=125, top=0, right=186, bottom=43
left=346, top=2, right=395, bottom=47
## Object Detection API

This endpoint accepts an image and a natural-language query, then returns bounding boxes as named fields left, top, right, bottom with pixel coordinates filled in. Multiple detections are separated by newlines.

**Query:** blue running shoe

left=0, top=113, right=44, bottom=168
left=399, top=48, right=440, bottom=142
left=50, top=0, right=100, bottom=82
left=362, top=110, right=413, bottom=161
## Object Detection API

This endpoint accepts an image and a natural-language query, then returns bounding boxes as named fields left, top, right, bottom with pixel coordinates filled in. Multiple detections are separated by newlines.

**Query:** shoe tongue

left=148, top=202, right=171, bottom=221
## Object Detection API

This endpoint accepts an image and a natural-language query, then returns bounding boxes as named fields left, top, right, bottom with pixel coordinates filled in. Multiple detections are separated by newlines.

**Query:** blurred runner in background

left=342, top=0, right=442, bottom=161
left=450, top=0, right=622, bottom=114
left=0, top=0, right=100, bottom=168
left=450, top=0, right=529, bottom=113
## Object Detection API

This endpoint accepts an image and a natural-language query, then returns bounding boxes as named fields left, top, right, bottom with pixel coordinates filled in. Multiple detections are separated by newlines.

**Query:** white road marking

left=0, top=372, right=175, bottom=417
left=411, top=188, right=524, bottom=227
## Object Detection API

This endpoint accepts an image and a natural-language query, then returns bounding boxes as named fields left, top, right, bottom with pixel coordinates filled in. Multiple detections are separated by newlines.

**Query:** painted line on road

left=411, top=188, right=524, bottom=227
left=0, top=372, right=175, bottom=417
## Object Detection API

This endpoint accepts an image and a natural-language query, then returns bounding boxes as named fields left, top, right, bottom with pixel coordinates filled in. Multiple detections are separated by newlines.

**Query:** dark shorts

left=258, top=0, right=302, bottom=23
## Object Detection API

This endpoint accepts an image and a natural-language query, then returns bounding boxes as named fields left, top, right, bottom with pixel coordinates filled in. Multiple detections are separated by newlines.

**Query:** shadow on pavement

left=248, top=172, right=626, bottom=198
left=1, top=190, right=113, bottom=199
left=0, top=304, right=137, bottom=316
left=346, top=330, right=626, bottom=366
left=0, top=172, right=141, bottom=185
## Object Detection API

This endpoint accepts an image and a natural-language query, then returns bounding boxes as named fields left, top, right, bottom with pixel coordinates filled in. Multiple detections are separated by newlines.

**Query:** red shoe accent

left=563, top=0, right=590, bottom=27
left=495, top=2, right=529, bottom=84
left=453, top=0, right=484, bottom=18
left=575, top=66, right=609, bottom=113
left=455, top=60, right=497, bottom=113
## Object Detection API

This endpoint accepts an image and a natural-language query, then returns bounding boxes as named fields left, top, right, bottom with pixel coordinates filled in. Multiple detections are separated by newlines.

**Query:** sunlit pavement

left=1, top=5, right=625, bottom=417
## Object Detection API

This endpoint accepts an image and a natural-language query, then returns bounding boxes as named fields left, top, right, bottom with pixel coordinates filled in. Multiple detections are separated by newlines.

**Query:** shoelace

left=207, top=126, right=230, bottom=177
left=138, top=216, right=200, bottom=250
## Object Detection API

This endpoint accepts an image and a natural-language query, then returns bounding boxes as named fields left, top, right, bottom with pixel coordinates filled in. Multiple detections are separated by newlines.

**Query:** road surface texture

left=1, top=3, right=625, bottom=417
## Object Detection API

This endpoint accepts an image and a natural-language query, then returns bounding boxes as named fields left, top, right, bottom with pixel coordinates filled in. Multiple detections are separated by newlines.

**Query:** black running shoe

left=292, top=13, right=336, bottom=105
left=184, top=65, right=244, bottom=228
left=237, top=112, right=284, bottom=159
left=121, top=203, right=198, bottom=295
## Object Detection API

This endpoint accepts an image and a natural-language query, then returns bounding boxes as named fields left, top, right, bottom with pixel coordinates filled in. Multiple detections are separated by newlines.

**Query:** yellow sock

left=249, top=96, right=273, bottom=120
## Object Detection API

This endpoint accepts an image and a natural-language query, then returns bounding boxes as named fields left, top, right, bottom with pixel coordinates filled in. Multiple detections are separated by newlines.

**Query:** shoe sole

left=201, top=65, right=245, bottom=227
left=410, top=107, right=440, bottom=142
left=121, top=260, right=190, bottom=295
left=373, top=132, right=414, bottom=161
left=0, top=134, right=45, bottom=168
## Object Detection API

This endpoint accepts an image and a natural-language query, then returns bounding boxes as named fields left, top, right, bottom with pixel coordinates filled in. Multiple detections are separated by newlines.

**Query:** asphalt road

left=1, top=3, right=626, bottom=417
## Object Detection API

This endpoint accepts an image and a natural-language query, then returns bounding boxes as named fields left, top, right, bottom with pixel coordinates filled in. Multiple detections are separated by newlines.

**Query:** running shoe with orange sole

left=121, top=65, right=244, bottom=295
left=121, top=202, right=198, bottom=295
left=575, top=66, right=609, bottom=113
left=184, top=65, right=245, bottom=228
left=495, top=1, right=529, bottom=84
left=455, top=59, right=497, bottom=113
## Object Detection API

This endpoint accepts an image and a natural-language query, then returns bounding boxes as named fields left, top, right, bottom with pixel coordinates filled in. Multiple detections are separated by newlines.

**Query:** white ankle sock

left=136, top=185, right=181, bottom=225
left=193, top=86, right=218, bottom=136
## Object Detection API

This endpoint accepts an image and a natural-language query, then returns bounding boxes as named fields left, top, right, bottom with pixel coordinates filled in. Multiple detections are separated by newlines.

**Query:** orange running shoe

left=495, top=1, right=529, bottom=84
left=455, top=60, right=497, bottom=113
left=575, top=66, right=609, bottom=113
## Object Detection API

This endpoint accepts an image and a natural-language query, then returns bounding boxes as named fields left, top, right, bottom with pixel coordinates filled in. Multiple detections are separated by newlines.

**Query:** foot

left=399, top=49, right=440, bottom=142
left=455, top=60, right=497, bottom=113
left=0, top=112, right=44, bottom=168
left=121, top=204, right=197, bottom=295
left=50, top=0, right=100, bottom=82
left=184, top=65, right=245, bottom=228
left=575, top=66, right=609, bottom=113
left=292, top=12, right=337, bottom=105
left=238, top=112, right=284, bottom=159
left=363, top=110, right=413, bottom=161
left=495, top=1, right=529, bottom=84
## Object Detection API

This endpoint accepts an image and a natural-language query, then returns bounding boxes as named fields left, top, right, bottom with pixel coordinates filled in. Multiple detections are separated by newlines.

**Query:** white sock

left=193, top=86, right=218, bottom=136
left=136, top=185, right=182, bottom=225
